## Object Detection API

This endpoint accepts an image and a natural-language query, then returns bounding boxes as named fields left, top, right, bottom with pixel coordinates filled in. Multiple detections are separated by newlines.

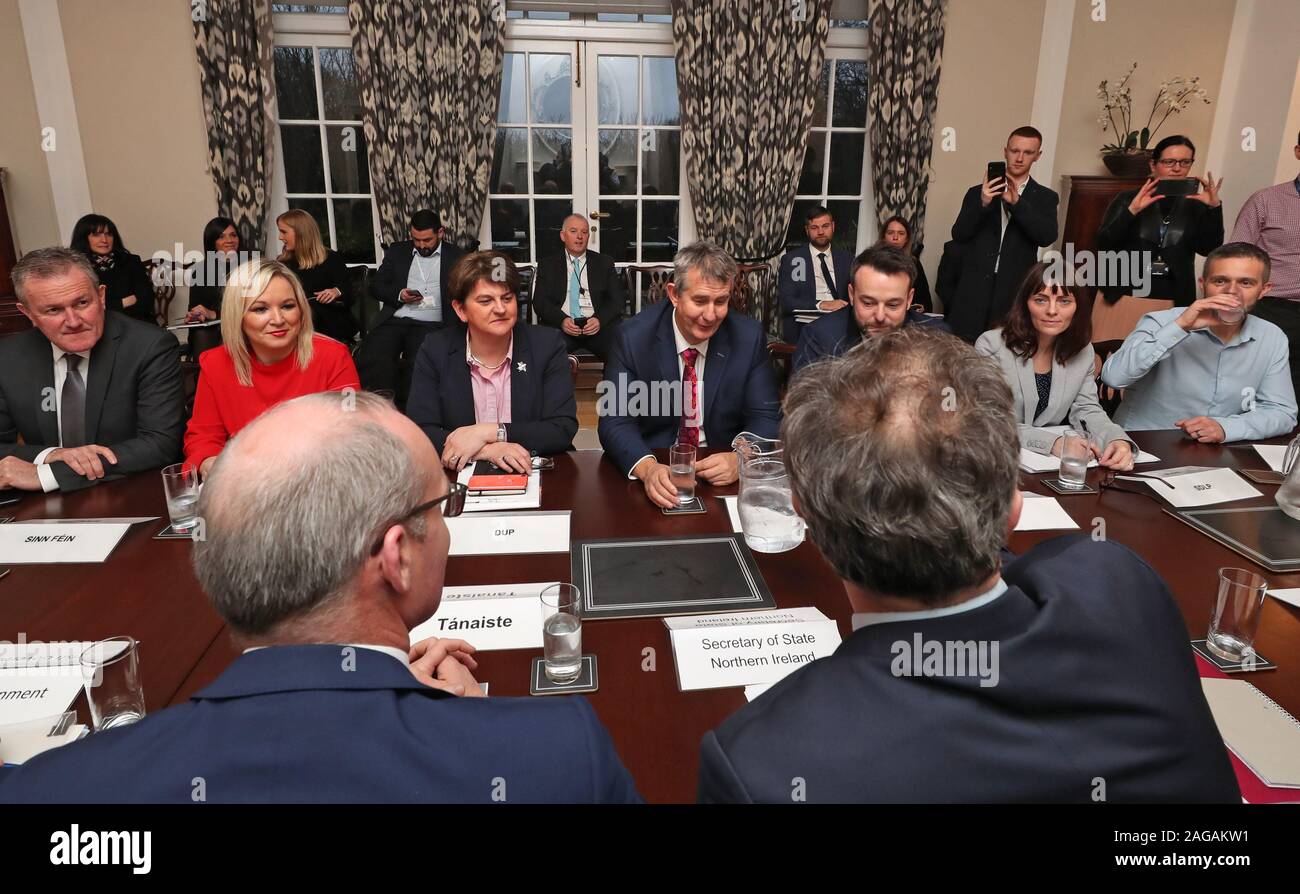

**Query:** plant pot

left=1102, top=151, right=1152, bottom=178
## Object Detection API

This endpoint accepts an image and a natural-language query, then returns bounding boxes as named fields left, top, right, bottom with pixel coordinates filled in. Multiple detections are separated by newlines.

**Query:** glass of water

left=1207, top=567, right=1269, bottom=662
left=540, top=584, right=582, bottom=684
left=669, top=443, right=696, bottom=505
left=80, top=637, right=146, bottom=731
left=1214, top=300, right=1246, bottom=325
left=161, top=463, right=200, bottom=531
left=1057, top=430, right=1090, bottom=490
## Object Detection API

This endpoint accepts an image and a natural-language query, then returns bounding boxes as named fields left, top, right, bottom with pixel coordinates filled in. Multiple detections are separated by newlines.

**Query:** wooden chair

left=767, top=341, right=797, bottom=395
left=1093, top=339, right=1124, bottom=416
left=567, top=354, right=579, bottom=385
left=145, top=258, right=179, bottom=327
left=622, top=264, right=675, bottom=314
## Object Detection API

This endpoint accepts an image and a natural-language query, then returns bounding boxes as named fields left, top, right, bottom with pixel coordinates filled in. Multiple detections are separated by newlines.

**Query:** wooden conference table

left=3, top=430, right=1299, bottom=803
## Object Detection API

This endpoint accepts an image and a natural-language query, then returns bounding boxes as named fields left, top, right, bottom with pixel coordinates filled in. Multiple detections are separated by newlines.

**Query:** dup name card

left=407, top=582, right=552, bottom=652
left=445, top=511, right=570, bottom=556
left=0, top=523, right=130, bottom=564
left=1124, top=467, right=1262, bottom=508
left=665, top=607, right=842, bottom=691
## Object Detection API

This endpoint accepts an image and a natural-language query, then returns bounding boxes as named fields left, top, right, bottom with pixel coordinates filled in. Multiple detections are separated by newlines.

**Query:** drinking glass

left=80, top=637, right=146, bottom=731
left=161, top=463, right=200, bottom=531
left=540, top=584, right=582, bottom=683
left=1207, top=567, right=1268, bottom=662
left=669, top=443, right=697, bottom=505
left=1057, top=430, right=1090, bottom=490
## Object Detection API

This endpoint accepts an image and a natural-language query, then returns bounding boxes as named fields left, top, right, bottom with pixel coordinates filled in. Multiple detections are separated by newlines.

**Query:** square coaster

left=153, top=523, right=198, bottom=540
left=530, top=655, right=598, bottom=695
left=1191, top=639, right=1276, bottom=672
left=1041, top=478, right=1098, bottom=495
left=661, top=497, right=706, bottom=515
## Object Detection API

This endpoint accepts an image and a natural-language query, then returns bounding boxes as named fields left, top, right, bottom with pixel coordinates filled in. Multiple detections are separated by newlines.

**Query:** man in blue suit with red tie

left=0, top=391, right=639, bottom=804
left=597, top=242, right=782, bottom=509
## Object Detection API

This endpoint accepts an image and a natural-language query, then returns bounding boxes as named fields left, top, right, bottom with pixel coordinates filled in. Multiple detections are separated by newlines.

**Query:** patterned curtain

left=867, top=0, right=949, bottom=237
left=192, top=0, right=276, bottom=249
left=671, top=0, right=832, bottom=259
left=348, top=2, right=504, bottom=249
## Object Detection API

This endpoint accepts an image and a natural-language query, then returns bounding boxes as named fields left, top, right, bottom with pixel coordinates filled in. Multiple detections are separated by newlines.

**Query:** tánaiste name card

left=407, top=582, right=552, bottom=652
left=445, top=511, right=570, bottom=556
left=0, top=523, right=130, bottom=564
left=665, top=607, right=842, bottom=691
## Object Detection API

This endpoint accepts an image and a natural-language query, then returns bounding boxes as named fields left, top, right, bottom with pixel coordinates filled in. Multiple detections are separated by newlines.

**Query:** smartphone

left=572, top=315, right=587, bottom=329
left=1154, top=177, right=1200, bottom=198
left=986, top=161, right=1006, bottom=185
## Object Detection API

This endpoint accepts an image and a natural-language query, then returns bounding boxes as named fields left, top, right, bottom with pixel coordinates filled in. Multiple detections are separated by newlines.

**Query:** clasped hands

left=442, top=423, right=531, bottom=474
left=409, top=637, right=485, bottom=697
left=562, top=316, right=601, bottom=337
left=0, top=445, right=119, bottom=490
left=1050, top=437, right=1135, bottom=471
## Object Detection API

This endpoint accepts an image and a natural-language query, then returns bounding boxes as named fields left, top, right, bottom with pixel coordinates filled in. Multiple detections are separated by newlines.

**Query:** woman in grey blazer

left=976, top=262, right=1135, bottom=470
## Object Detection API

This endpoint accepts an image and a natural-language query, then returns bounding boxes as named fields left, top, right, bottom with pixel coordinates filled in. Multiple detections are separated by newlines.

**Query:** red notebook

left=467, top=461, right=529, bottom=495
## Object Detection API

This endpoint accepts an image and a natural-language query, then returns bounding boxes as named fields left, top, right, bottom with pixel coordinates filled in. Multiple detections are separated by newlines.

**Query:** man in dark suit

left=0, top=247, right=183, bottom=492
left=699, top=326, right=1239, bottom=803
left=776, top=205, right=853, bottom=343
left=0, top=391, right=639, bottom=803
left=597, top=242, right=781, bottom=509
left=945, top=126, right=1059, bottom=342
left=531, top=214, right=627, bottom=360
left=793, top=244, right=950, bottom=374
left=355, top=209, right=464, bottom=404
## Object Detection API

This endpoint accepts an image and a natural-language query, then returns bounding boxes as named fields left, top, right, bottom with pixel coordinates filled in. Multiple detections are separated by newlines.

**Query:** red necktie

left=678, top=347, right=700, bottom=448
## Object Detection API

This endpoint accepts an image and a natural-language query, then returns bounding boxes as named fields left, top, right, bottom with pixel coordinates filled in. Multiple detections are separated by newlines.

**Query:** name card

left=0, top=523, right=130, bottom=565
left=665, top=607, right=842, bottom=691
left=0, top=675, right=87, bottom=726
left=1119, top=467, right=1262, bottom=508
left=408, top=582, right=553, bottom=652
left=445, top=511, right=570, bottom=556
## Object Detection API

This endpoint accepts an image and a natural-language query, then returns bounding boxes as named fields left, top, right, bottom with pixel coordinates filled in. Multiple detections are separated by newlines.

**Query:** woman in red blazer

left=184, top=258, right=359, bottom=477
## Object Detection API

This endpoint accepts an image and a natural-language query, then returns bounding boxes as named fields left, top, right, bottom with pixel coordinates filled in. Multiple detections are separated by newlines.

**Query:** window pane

left=598, top=200, right=638, bottom=262
left=287, top=198, right=329, bottom=244
left=832, top=60, right=869, bottom=127
left=642, top=129, right=679, bottom=195
left=797, top=131, right=826, bottom=195
left=333, top=198, right=375, bottom=264
left=641, top=200, right=679, bottom=262
left=530, top=54, right=571, bottom=125
left=598, top=129, right=636, bottom=195
left=643, top=57, right=679, bottom=126
left=499, top=53, right=526, bottom=123
left=526, top=10, right=568, bottom=18
left=532, top=129, right=573, bottom=194
left=598, top=56, right=638, bottom=125
left=827, top=200, right=860, bottom=254
left=326, top=125, right=369, bottom=193
left=490, top=198, right=529, bottom=261
left=281, top=125, right=325, bottom=193
left=491, top=128, right=528, bottom=194
left=812, top=62, right=829, bottom=127
left=827, top=132, right=865, bottom=194
left=319, top=48, right=361, bottom=120
left=534, top=200, right=574, bottom=260
left=274, top=46, right=317, bottom=119
left=645, top=14, right=673, bottom=23
left=598, top=13, right=637, bottom=22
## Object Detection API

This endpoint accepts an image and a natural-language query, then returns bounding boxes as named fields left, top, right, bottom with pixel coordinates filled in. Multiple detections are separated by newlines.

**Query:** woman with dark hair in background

left=1094, top=134, right=1224, bottom=340
left=276, top=209, right=357, bottom=345
left=185, top=216, right=243, bottom=357
left=69, top=213, right=156, bottom=324
left=878, top=215, right=933, bottom=313
left=976, top=261, right=1134, bottom=470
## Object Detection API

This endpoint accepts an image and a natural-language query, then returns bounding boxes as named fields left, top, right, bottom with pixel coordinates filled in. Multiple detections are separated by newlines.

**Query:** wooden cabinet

left=1059, top=174, right=1147, bottom=255
left=0, top=168, right=30, bottom=335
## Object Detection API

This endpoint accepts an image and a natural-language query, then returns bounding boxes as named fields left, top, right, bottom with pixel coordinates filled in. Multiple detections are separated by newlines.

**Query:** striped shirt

left=1231, top=177, right=1300, bottom=298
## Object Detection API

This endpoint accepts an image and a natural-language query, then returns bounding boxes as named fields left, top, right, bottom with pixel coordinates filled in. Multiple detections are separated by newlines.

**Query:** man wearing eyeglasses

left=0, top=391, right=639, bottom=804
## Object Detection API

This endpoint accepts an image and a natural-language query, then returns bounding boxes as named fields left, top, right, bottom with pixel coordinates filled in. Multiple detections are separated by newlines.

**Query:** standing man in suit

left=532, top=214, right=627, bottom=360
left=945, top=126, right=1059, bottom=342
left=598, top=241, right=781, bottom=509
left=355, top=209, right=464, bottom=405
left=776, top=206, right=853, bottom=343
left=0, top=391, right=640, bottom=803
left=699, top=326, right=1239, bottom=803
left=0, top=247, right=184, bottom=492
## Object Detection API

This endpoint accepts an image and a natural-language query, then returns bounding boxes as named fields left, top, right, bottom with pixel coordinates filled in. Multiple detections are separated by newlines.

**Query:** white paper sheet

left=1252, top=444, right=1288, bottom=474
left=718, top=496, right=743, bottom=533
left=1267, top=588, right=1300, bottom=610
left=1013, top=492, right=1079, bottom=531
left=1018, top=448, right=1159, bottom=473
left=456, top=467, right=541, bottom=512
left=0, top=523, right=130, bottom=564
left=1117, top=467, right=1262, bottom=508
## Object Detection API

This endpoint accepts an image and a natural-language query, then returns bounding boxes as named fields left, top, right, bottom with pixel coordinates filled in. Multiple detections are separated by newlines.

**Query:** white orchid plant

left=1098, top=63, right=1212, bottom=154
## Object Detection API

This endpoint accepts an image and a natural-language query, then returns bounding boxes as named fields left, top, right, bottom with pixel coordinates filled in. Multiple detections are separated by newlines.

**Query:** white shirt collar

left=50, top=343, right=91, bottom=366
left=851, top=578, right=1009, bottom=631
left=565, top=250, right=586, bottom=266
left=242, top=643, right=411, bottom=667
left=412, top=243, right=442, bottom=259
left=671, top=306, right=709, bottom=358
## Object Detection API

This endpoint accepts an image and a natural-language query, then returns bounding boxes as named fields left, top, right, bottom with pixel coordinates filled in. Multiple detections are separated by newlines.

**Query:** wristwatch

left=497, top=424, right=507, bottom=443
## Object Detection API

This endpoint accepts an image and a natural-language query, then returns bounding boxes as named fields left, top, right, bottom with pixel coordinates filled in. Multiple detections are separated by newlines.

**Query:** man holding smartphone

left=944, top=126, right=1059, bottom=342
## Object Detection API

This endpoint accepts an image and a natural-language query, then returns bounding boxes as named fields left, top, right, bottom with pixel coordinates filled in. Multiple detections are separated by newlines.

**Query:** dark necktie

left=678, top=348, right=700, bottom=449
left=818, top=252, right=836, bottom=298
left=61, top=354, right=86, bottom=447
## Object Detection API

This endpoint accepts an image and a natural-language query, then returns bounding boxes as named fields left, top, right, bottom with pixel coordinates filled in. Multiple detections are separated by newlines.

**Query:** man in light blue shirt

left=1102, top=242, right=1296, bottom=443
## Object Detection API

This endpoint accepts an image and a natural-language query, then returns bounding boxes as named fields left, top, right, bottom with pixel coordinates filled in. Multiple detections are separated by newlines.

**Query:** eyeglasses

left=1098, top=469, right=1174, bottom=502
left=368, top=482, right=467, bottom=556
left=1156, top=158, right=1195, bottom=169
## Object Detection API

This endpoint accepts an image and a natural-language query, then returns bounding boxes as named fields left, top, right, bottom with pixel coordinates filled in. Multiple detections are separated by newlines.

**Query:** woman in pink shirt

left=406, top=251, right=578, bottom=473
left=184, top=258, right=360, bottom=476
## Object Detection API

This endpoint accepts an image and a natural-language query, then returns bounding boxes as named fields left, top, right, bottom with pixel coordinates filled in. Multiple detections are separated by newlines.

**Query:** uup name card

left=0, top=523, right=130, bottom=564
left=445, top=510, right=570, bottom=556
left=407, top=582, right=553, bottom=652
left=664, top=606, right=842, bottom=691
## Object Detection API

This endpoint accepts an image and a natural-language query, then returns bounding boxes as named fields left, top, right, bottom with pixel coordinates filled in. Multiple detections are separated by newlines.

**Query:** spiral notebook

left=1200, top=678, right=1300, bottom=788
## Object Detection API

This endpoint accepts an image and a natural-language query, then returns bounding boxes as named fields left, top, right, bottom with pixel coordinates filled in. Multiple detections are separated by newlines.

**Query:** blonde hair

left=276, top=209, right=327, bottom=269
left=220, top=258, right=315, bottom=386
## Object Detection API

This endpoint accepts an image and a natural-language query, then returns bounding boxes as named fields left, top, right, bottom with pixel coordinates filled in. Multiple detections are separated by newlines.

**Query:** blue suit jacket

left=698, top=536, right=1240, bottom=803
left=777, top=245, right=853, bottom=342
left=406, top=322, right=578, bottom=455
left=597, top=301, right=781, bottom=474
left=791, top=306, right=952, bottom=374
left=0, top=645, right=640, bottom=803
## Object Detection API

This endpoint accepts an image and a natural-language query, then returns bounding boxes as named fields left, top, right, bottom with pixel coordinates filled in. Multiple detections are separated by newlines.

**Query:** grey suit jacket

left=975, top=328, right=1129, bottom=454
left=0, top=311, right=185, bottom=490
